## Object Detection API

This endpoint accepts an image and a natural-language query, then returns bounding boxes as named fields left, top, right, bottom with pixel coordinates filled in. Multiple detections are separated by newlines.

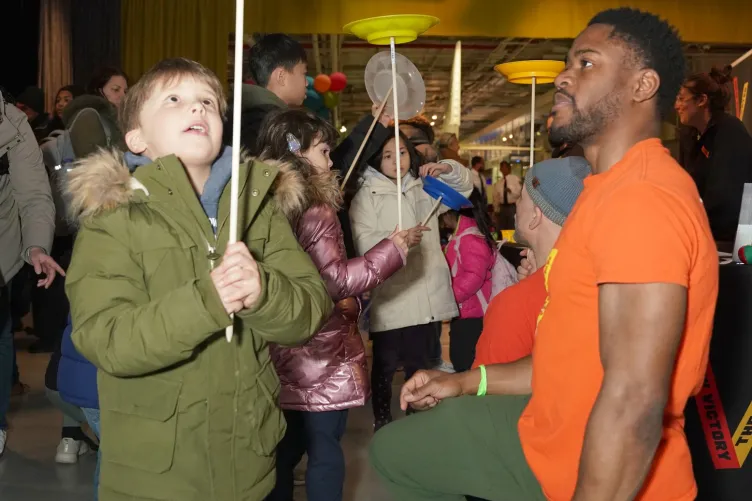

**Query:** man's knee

left=370, top=420, right=405, bottom=477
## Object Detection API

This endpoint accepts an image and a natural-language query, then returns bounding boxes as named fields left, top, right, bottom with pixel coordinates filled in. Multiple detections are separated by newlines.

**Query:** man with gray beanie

left=515, top=156, right=591, bottom=278
left=366, top=157, right=590, bottom=500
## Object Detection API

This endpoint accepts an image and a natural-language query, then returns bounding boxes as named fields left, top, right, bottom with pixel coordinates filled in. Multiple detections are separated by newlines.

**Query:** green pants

left=369, top=395, right=546, bottom=501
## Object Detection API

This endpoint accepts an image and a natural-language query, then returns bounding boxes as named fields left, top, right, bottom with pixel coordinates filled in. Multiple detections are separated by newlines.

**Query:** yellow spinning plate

left=494, top=60, right=565, bottom=84
left=344, top=14, right=439, bottom=45
left=493, top=60, right=564, bottom=170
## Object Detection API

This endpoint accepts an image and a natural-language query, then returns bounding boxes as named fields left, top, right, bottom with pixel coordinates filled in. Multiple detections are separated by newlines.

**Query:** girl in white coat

left=348, top=132, right=473, bottom=430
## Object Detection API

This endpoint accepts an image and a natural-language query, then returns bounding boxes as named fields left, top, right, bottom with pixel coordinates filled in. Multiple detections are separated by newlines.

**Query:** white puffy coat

left=349, top=160, right=473, bottom=332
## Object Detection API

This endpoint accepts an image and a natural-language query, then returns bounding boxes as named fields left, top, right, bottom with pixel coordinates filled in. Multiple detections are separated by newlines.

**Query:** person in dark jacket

left=43, top=85, right=86, bottom=137
left=30, top=87, right=119, bottom=354
left=675, top=66, right=752, bottom=243
left=15, top=86, right=50, bottom=141
left=228, top=34, right=308, bottom=155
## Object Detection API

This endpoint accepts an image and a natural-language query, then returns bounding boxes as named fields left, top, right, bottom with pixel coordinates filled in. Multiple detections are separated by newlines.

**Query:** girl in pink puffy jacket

left=256, top=109, right=423, bottom=501
left=440, top=189, right=498, bottom=372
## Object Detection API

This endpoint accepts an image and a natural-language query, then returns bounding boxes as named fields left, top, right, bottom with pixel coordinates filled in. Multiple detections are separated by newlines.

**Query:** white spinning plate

left=365, top=51, right=426, bottom=120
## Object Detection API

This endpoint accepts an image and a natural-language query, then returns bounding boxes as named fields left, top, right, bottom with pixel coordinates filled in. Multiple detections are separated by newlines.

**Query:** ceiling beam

left=464, top=88, right=557, bottom=142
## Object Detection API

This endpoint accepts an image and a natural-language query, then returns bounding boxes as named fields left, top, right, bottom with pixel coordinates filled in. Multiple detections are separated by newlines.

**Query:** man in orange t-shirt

left=472, top=268, right=546, bottom=367
left=370, top=8, right=718, bottom=501
left=472, top=152, right=589, bottom=369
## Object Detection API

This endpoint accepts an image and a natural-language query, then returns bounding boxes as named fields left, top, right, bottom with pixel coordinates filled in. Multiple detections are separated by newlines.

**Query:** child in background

left=257, top=109, right=423, bottom=501
left=348, top=131, right=473, bottom=430
left=57, top=315, right=101, bottom=499
left=440, top=189, right=498, bottom=372
left=64, top=58, right=331, bottom=501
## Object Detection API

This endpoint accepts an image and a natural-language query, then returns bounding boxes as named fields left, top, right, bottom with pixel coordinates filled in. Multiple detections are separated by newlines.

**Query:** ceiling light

left=431, top=115, right=438, bottom=120
left=430, top=121, right=435, bottom=126
left=536, top=131, right=541, bottom=136
left=340, top=126, right=347, bottom=133
left=508, top=134, right=513, bottom=139
left=502, top=137, right=508, bottom=142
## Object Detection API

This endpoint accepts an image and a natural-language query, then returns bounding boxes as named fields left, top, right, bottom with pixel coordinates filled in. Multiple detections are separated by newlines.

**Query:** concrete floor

left=0, top=327, right=451, bottom=501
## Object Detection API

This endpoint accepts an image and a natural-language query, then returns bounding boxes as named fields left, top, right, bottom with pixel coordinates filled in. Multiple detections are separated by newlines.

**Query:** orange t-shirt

left=472, top=268, right=547, bottom=368
left=518, top=139, right=718, bottom=501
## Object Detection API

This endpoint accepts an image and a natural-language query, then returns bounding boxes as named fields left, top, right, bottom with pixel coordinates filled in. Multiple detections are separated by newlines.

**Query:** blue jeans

left=82, top=407, right=101, bottom=501
left=266, top=409, right=349, bottom=501
left=0, top=282, right=13, bottom=430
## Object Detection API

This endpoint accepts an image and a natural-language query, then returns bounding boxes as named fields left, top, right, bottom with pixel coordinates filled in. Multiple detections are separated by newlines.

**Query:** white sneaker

left=433, top=360, right=456, bottom=373
left=55, top=438, right=90, bottom=464
left=0, top=429, right=6, bottom=457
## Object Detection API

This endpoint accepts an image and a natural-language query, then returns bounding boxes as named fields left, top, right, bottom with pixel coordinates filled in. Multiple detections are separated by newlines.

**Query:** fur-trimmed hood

left=266, top=161, right=343, bottom=224
left=64, top=148, right=309, bottom=224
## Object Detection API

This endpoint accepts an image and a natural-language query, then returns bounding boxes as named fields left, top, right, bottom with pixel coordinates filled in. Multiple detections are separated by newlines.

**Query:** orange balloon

left=313, top=74, right=331, bottom=93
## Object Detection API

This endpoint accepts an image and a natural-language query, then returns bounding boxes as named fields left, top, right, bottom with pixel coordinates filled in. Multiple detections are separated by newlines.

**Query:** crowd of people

left=1, top=5, right=751, bottom=501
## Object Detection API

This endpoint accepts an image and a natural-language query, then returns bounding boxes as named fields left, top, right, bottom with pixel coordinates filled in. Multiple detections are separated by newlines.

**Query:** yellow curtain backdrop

left=121, top=0, right=234, bottom=89
left=38, top=0, right=74, bottom=113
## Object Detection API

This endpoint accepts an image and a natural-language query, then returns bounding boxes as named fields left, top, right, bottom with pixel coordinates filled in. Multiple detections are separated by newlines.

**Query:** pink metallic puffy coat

left=444, top=216, right=495, bottom=319
left=270, top=169, right=404, bottom=412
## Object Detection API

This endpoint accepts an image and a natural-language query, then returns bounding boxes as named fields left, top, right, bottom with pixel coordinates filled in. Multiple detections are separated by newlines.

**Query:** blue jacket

left=57, top=315, right=98, bottom=409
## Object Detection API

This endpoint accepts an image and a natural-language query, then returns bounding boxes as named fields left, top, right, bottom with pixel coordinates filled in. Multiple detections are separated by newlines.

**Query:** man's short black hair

left=588, top=8, right=686, bottom=119
left=471, top=156, right=483, bottom=166
left=249, top=34, right=307, bottom=88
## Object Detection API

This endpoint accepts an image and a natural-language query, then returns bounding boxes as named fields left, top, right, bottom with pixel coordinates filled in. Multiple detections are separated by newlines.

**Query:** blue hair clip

left=286, top=133, right=301, bottom=153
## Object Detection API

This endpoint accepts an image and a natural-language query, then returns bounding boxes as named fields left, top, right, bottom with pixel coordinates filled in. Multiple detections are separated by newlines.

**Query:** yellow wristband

left=477, top=365, right=487, bottom=396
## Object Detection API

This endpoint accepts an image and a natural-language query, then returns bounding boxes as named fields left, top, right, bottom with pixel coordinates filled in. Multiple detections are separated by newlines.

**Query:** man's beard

left=549, top=91, right=622, bottom=147
left=513, top=219, right=530, bottom=247
left=548, top=133, right=565, bottom=150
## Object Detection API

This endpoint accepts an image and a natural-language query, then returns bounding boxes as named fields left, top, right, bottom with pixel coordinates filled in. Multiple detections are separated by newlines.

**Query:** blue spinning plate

left=422, top=176, right=472, bottom=210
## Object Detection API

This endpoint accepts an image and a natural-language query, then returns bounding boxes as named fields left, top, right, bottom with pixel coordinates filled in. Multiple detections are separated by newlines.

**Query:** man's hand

left=419, top=162, right=452, bottom=178
left=517, top=248, right=537, bottom=280
left=372, top=102, right=393, bottom=128
left=211, top=243, right=262, bottom=314
left=29, top=247, right=65, bottom=289
left=400, top=369, right=464, bottom=411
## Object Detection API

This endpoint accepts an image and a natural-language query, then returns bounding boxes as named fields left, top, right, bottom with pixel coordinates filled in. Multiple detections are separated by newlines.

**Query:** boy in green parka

left=64, top=58, right=332, bottom=501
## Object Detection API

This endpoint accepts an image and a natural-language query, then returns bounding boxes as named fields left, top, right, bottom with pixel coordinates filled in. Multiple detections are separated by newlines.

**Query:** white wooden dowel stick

left=529, top=76, right=536, bottom=171
left=732, top=47, right=752, bottom=68
left=390, top=37, right=403, bottom=230
left=421, top=196, right=443, bottom=226
left=340, top=86, right=393, bottom=190
left=226, top=0, right=245, bottom=343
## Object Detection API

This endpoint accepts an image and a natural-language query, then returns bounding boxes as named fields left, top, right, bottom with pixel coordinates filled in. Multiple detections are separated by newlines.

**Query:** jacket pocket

left=100, top=377, right=181, bottom=473
left=247, top=237, right=266, bottom=260
left=247, top=366, right=284, bottom=457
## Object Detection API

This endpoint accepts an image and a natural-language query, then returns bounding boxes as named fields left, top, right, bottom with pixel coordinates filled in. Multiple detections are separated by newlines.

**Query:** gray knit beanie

left=524, top=156, right=591, bottom=226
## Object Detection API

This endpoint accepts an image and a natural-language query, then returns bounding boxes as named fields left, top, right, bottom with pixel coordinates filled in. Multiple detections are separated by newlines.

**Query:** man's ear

left=530, top=205, right=544, bottom=230
left=634, top=68, right=660, bottom=105
left=125, top=129, right=147, bottom=154
left=270, top=67, right=286, bottom=88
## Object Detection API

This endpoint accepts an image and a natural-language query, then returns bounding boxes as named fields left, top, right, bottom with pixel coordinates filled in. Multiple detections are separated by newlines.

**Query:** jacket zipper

left=205, top=212, right=231, bottom=270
